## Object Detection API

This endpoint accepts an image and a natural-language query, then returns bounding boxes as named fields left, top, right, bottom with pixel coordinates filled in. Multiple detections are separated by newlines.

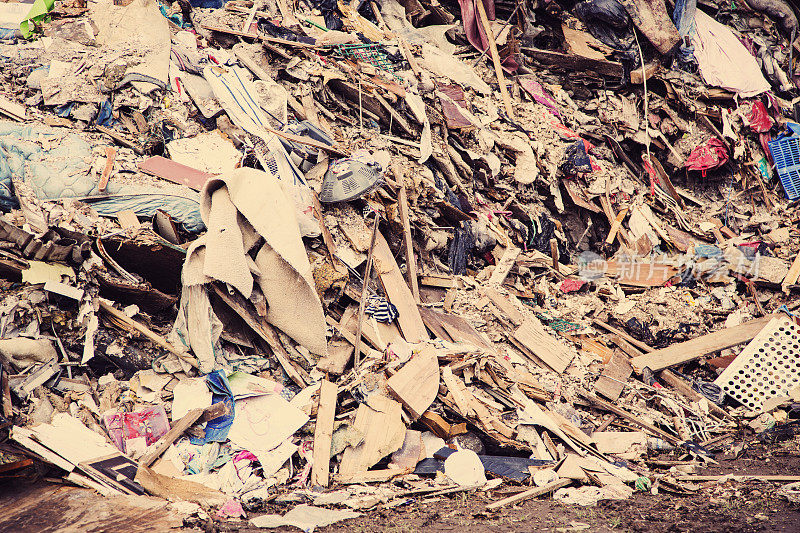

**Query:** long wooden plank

left=373, top=233, right=428, bottom=343
left=396, top=175, right=420, bottom=302
left=486, top=478, right=571, bottom=510
left=659, top=369, right=732, bottom=420
left=311, top=380, right=337, bottom=487
left=581, top=392, right=680, bottom=445
left=630, top=315, right=775, bottom=373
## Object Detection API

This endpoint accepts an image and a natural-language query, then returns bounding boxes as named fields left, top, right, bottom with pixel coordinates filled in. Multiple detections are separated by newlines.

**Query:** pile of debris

left=1, top=0, right=800, bottom=528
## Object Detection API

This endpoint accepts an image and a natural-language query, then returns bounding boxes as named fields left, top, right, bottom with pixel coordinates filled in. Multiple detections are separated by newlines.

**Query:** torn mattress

left=0, top=121, right=203, bottom=232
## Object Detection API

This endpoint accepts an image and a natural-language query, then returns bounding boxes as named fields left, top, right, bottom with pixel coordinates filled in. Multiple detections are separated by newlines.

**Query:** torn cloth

left=456, top=0, right=519, bottom=73
left=174, top=168, right=328, bottom=367
left=692, top=10, right=770, bottom=97
left=685, top=137, right=729, bottom=176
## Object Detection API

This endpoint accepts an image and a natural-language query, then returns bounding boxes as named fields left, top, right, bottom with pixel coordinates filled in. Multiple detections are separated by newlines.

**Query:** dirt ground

left=2, top=442, right=799, bottom=533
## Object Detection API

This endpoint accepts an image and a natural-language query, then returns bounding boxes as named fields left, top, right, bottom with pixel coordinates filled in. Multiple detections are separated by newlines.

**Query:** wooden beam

left=311, top=380, right=337, bottom=487
left=373, top=232, right=428, bottom=343
left=395, top=167, right=420, bottom=302
left=630, top=315, right=775, bottom=373
left=475, top=0, right=514, bottom=118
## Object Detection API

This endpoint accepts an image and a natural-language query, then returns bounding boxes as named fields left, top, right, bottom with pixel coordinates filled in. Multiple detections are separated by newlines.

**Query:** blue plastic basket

left=768, top=122, right=800, bottom=200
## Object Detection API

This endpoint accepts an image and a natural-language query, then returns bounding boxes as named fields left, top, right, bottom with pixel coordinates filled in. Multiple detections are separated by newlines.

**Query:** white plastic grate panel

left=714, top=316, right=800, bottom=412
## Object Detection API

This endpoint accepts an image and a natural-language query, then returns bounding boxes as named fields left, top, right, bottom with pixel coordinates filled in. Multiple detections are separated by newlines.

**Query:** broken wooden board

left=0, top=95, right=27, bottom=121
left=386, top=350, right=439, bottom=420
left=593, top=350, right=632, bottom=401
left=561, top=25, right=613, bottom=60
left=115, top=210, right=140, bottom=230
left=419, top=411, right=467, bottom=440
left=782, top=252, right=800, bottom=294
left=311, top=380, right=337, bottom=487
left=604, top=260, right=678, bottom=287
left=419, top=274, right=455, bottom=289
left=441, top=366, right=475, bottom=417
left=630, top=315, right=776, bottom=373
left=521, top=47, right=624, bottom=78
left=436, top=82, right=473, bottom=130
left=488, top=246, right=521, bottom=286
left=339, top=394, right=405, bottom=475
left=417, top=307, right=493, bottom=350
left=513, top=318, right=574, bottom=373
left=483, top=287, right=525, bottom=326
left=315, top=339, right=353, bottom=375
left=373, top=233, right=428, bottom=343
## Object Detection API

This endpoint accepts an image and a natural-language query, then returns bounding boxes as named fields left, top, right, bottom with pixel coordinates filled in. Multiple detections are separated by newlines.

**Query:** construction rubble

left=2, top=0, right=800, bottom=529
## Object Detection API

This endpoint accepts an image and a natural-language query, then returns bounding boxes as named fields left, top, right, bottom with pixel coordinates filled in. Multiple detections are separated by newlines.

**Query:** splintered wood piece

left=486, top=478, right=571, bottom=510
left=386, top=351, right=439, bottom=420
left=339, top=394, right=405, bottom=475
left=605, top=207, right=629, bottom=245
left=211, top=285, right=308, bottom=386
left=311, top=380, right=337, bottom=487
left=99, top=146, right=116, bottom=192
left=373, top=232, right=428, bottom=343
left=354, top=216, right=380, bottom=367
left=630, top=315, right=775, bottom=373
left=593, top=350, right=632, bottom=401
left=783, top=252, right=800, bottom=294
left=488, top=246, right=520, bottom=286
left=549, top=239, right=559, bottom=272
left=418, top=411, right=466, bottom=439
left=582, top=392, right=680, bottom=444
left=513, top=318, right=574, bottom=373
